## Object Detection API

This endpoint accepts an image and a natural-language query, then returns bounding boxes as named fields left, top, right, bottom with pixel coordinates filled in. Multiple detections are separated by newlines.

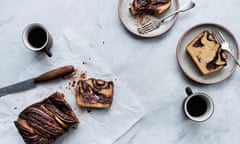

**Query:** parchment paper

left=0, top=29, right=144, bottom=144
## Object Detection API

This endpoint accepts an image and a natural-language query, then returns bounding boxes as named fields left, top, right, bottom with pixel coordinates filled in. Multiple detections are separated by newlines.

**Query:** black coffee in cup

left=186, top=96, right=207, bottom=117
left=23, top=23, right=53, bottom=57
left=184, top=87, right=214, bottom=122
left=28, top=27, right=47, bottom=48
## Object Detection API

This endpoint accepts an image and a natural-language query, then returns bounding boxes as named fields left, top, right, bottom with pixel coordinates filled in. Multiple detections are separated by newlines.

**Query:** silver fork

left=137, top=1, right=195, bottom=34
left=215, top=31, right=240, bottom=67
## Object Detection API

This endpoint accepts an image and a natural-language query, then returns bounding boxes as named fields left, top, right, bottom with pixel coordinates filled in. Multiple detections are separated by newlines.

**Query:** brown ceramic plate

left=118, top=0, right=179, bottom=38
left=176, top=23, right=239, bottom=84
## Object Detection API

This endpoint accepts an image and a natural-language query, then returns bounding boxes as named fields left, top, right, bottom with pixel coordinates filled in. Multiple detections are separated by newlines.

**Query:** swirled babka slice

left=129, top=0, right=171, bottom=17
left=75, top=78, right=114, bottom=109
left=14, top=92, right=79, bottom=144
left=186, top=30, right=228, bottom=75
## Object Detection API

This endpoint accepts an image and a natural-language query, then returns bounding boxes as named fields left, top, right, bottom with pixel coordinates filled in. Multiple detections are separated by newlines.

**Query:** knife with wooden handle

left=0, top=65, right=74, bottom=97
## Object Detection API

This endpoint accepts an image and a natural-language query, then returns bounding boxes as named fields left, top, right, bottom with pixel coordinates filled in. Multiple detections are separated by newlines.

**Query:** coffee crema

left=186, top=96, right=207, bottom=117
left=28, top=27, right=47, bottom=48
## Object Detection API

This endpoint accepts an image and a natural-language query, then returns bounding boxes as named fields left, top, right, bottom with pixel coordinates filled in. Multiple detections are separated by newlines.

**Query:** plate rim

left=176, top=22, right=239, bottom=84
left=118, top=0, right=179, bottom=38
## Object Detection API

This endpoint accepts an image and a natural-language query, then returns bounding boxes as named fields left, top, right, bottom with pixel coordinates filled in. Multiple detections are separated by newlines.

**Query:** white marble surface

left=1, top=0, right=240, bottom=143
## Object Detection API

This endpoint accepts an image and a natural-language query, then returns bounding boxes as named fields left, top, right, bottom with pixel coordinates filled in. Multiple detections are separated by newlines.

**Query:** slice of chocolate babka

left=129, top=0, right=171, bottom=17
left=75, top=78, right=114, bottom=109
left=186, top=30, right=228, bottom=75
left=15, top=92, right=79, bottom=144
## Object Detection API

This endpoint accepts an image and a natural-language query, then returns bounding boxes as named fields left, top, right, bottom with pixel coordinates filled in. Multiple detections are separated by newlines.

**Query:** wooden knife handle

left=34, top=65, right=74, bottom=83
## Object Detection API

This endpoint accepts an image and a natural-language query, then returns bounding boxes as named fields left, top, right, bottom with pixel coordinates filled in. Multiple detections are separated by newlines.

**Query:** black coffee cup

left=183, top=87, right=214, bottom=122
left=23, top=23, right=53, bottom=57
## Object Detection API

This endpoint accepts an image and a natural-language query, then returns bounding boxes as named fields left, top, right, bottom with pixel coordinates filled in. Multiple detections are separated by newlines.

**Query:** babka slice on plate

left=186, top=30, right=228, bottom=75
left=129, top=0, right=171, bottom=17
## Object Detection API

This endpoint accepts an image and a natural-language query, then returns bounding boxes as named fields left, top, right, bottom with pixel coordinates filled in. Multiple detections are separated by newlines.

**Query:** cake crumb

left=80, top=73, right=87, bottom=79
left=87, top=108, right=92, bottom=113
left=72, top=81, right=76, bottom=87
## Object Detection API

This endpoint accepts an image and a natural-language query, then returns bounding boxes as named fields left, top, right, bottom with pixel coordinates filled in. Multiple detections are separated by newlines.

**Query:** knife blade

left=0, top=65, right=74, bottom=97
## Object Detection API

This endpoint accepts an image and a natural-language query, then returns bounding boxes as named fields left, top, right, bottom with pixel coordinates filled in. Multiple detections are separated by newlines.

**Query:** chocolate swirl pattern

left=186, top=30, right=228, bottom=75
left=75, top=78, right=114, bottom=109
left=130, top=0, right=171, bottom=16
left=14, top=92, right=79, bottom=144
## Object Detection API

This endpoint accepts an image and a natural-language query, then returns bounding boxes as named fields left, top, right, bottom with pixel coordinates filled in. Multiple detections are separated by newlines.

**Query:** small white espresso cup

left=183, top=87, right=214, bottom=122
left=22, top=23, right=53, bottom=57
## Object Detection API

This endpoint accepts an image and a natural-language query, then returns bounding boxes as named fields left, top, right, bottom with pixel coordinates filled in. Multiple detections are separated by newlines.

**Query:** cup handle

left=185, top=87, right=193, bottom=96
left=44, top=47, right=52, bottom=57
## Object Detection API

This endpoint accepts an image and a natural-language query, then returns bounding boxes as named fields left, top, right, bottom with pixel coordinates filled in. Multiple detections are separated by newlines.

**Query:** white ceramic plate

left=176, top=23, right=239, bottom=84
left=118, top=0, right=179, bottom=38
